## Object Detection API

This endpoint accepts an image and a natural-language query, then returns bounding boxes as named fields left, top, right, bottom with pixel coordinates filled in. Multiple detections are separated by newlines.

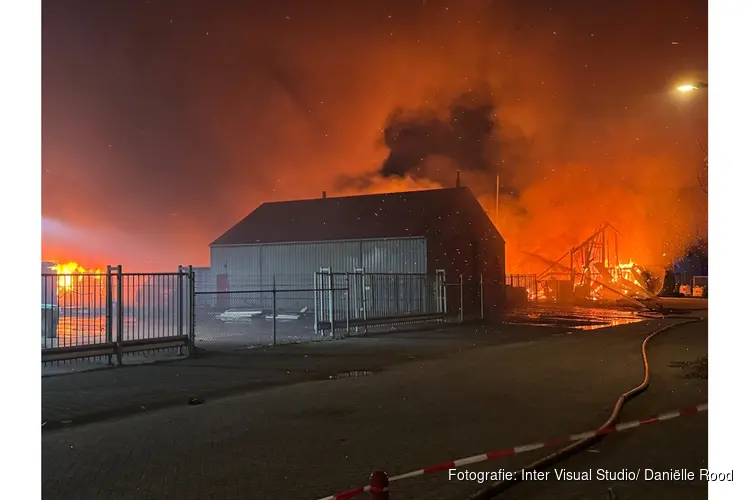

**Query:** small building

left=42, top=261, right=58, bottom=306
left=209, top=187, right=506, bottom=317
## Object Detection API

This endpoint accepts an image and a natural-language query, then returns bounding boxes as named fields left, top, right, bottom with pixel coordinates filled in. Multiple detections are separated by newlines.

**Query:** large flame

left=499, top=216, right=664, bottom=305
left=48, top=261, right=103, bottom=294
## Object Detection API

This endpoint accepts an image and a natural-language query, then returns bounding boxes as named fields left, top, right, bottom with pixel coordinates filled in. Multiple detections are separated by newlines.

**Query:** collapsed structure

left=532, top=223, right=658, bottom=305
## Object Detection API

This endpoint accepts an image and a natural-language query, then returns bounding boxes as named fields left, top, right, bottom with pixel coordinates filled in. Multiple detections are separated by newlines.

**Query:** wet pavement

left=42, top=321, right=560, bottom=429
left=42, top=348, right=187, bottom=376
left=194, top=313, right=325, bottom=350
left=41, top=318, right=707, bottom=500
left=329, top=370, right=376, bottom=379
left=499, top=305, right=648, bottom=330
left=42, top=304, right=707, bottom=422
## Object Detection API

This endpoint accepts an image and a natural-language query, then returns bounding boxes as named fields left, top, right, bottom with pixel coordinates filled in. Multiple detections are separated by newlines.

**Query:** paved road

left=42, top=318, right=707, bottom=500
left=42, top=322, right=567, bottom=428
left=470, top=318, right=709, bottom=500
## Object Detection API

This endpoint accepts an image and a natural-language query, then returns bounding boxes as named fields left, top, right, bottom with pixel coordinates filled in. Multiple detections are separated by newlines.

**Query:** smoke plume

left=42, top=0, right=707, bottom=271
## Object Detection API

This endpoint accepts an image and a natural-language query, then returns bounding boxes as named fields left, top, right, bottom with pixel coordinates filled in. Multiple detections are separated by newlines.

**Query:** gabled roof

left=210, top=187, right=504, bottom=246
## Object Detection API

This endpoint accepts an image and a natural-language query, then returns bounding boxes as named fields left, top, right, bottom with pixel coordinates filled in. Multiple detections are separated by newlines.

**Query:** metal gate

left=313, top=269, right=448, bottom=335
left=42, top=265, right=195, bottom=365
left=190, top=269, right=462, bottom=351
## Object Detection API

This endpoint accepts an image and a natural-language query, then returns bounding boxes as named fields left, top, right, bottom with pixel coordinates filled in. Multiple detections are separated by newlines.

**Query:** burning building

left=41, top=260, right=106, bottom=340
left=209, top=186, right=505, bottom=316
left=533, top=223, right=662, bottom=305
left=42, top=261, right=106, bottom=312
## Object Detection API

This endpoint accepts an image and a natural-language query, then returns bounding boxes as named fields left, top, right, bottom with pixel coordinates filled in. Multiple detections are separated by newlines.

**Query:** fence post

left=435, top=270, right=447, bottom=318
left=419, top=274, right=425, bottom=314
left=188, top=265, right=195, bottom=356
left=272, top=274, right=277, bottom=346
left=345, top=273, right=351, bottom=336
left=327, top=270, right=335, bottom=337
left=178, top=265, right=184, bottom=355
left=459, top=273, right=464, bottom=324
left=435, top=269, right=445, bottom=314
left=434, top=272, right=440, bottom=314
left=313, top=272, right=319, bottom=335
left=115, top=265, right=124, bottom=365
left=442, top=273, right=447, bottom=316
left=105, top=266, right=114, bottom=365
left=369, top=470, right=389, bottom=500
left=358, top=268, right=368, bottom=334
left=482, top=274, right=487, bottom=317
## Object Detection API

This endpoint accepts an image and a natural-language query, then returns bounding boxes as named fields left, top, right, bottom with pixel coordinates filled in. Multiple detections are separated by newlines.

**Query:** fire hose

left=313, top=318, right=704, bottom=500
left=465, top=318, right=703, bottom=500
left=314, top=402, right=706, bottom=500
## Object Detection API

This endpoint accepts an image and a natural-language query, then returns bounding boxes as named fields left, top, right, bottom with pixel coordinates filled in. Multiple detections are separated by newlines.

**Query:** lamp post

left=676, top=82, right=708, bottom=92
left=674, top=81, right=708, bottom=193
left=675, top=82, right=708, bottom=261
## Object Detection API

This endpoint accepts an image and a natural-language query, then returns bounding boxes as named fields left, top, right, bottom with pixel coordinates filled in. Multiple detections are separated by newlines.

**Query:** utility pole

left=495, top=175, right=500, bottom=222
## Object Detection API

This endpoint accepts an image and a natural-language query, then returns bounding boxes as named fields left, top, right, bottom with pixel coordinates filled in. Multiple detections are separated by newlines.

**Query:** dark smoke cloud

left=381, top=90, right=496, bottom=178
left=340, top=88, right=530, bottom=198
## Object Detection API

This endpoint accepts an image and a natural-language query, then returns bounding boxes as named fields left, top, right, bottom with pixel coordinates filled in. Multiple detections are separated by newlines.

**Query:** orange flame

left=523, top=255, right=654, bottom=304
left=48, top=261, right=103, bottom=294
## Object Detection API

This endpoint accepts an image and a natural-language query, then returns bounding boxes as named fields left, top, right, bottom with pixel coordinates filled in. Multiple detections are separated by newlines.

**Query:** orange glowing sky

left=42, top=0, right=707, bottom=272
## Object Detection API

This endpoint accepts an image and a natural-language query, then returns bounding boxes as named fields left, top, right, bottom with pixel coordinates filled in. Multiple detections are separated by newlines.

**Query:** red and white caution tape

left=315, top=403, right=707, bottom=500
left=316, top=486, right=372, bottom=500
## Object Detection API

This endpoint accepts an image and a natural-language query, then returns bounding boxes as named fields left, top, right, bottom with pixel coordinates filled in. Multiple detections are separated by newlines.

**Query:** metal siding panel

left=192, top=267, right=215, bottom=293
left=209, top=246, right=224, bottom=271
left=212, top=238, right=426, bottom=292
left=260, top=241, right=362, bottom=287
left=259, top=241, right=362, bottom=313
left=361, top=238, right=427, bottom=273
left=210, top=246, right=261, bottom=290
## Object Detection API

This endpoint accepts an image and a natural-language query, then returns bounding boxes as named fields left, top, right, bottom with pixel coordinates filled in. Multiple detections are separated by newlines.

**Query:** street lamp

left=674, top=83, right=708, bottom=194
left=677, top=82, right=708, bottom=92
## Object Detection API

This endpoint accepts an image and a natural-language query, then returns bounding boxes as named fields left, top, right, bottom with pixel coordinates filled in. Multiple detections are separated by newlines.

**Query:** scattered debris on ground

left=669, top=356, right=708, bottom=379
left=329, top=370, right=374, bottom=379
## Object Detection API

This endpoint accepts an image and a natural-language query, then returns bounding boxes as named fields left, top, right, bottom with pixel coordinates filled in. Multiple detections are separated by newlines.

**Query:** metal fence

left=314, top=269, right=447, bottom=333
left=692, top=275, right=708, bottom=297
left=505, top=274, right=539, bottom=302
left=193, top=285, right=322, bottom=350
left=193, top=269, right=450, bottom=350
left=41, top=265, right=549, bottom=359
left=42, top=266, right=194, bottom=365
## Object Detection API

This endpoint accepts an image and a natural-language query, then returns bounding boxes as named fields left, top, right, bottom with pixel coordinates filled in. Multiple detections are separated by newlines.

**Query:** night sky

left=42, top=0, right=708, bottom=271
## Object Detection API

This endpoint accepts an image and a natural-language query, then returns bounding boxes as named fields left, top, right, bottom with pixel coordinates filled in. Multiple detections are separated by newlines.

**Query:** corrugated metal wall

left=210, top=245, right=262, bottom=283
left=209, top=237, right=428, bottom=290
left=191, top=267, right=215, bottom=293
left=361, top=239, right=428, bottom=273
left=261, top=240, right=361, bottom=288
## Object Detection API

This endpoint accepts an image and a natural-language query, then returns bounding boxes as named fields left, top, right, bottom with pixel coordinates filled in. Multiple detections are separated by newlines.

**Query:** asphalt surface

left=42, top=322, right=561, bottom=429
left=463, top=318, right=709, bottom=500
left=42, top=316, right=708, bottom=500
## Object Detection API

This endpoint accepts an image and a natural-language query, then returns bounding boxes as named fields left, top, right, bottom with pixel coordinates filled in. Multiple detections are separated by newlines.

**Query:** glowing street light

left=677, top=82, right=708, bottom=92
left=677, top=84, right=698, bottom=92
